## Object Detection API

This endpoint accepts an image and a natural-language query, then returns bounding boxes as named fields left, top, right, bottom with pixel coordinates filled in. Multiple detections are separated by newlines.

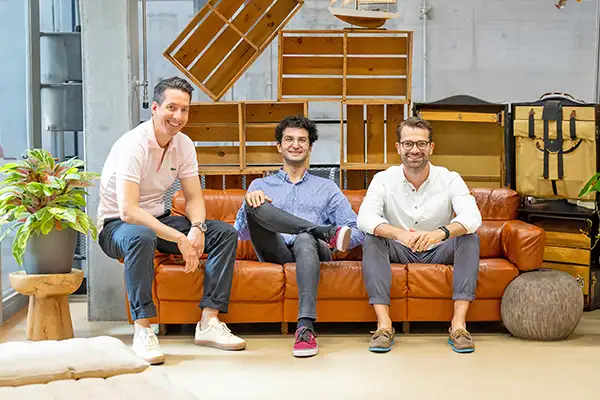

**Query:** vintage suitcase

left=512, top=93, right=599, bottom=200
left=413, top=95, right=512, bottom=189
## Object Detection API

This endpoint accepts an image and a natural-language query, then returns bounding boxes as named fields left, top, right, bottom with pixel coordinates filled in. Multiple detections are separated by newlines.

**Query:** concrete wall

left=86, top=0, right=599, bottom=320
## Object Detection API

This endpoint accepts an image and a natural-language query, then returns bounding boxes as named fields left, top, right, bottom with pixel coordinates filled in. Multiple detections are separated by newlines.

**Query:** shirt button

left=415, top=221, right=418, bottom=225
left=412, top=189, right=415, bottom=192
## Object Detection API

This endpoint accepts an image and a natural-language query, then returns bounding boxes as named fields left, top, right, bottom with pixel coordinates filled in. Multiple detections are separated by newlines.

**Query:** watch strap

left=192, top=221, right=207, bottom=232
left=438, top=226, right=450, bottom=241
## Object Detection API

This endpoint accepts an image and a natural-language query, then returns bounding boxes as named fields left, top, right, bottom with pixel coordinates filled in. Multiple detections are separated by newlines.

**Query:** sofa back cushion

left=171, top=186, right=520, bottom=261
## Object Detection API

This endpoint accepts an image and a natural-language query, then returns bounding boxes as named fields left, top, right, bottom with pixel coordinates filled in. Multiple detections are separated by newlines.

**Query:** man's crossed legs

left=362, top=233, right=480, bottom=353
left=244, top=202, right=351, bottom=357
left=99, top=213, right=245, bottom=364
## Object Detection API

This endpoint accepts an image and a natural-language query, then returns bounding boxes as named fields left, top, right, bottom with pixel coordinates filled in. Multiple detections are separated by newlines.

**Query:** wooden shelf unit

left=413, top=96, right=509, bottom=190
left=164, top=0, right=304, bottom=101
left=182, top=100, right=307, bottom=188
left=340, top=100, right=409, bottom=189
left=278, top=29, right=413, bottom=102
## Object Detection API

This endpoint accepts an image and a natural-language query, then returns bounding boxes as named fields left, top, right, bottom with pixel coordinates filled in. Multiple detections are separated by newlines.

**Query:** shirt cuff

left=116, top=174, right=141, bottom=184
left=358, top=216, right=389, bottom=235
left=451, top=215, right=481, bottom=234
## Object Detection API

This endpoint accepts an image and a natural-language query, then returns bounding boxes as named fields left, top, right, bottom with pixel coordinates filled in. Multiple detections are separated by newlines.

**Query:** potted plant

left=0, top=149, right=99, bottom=274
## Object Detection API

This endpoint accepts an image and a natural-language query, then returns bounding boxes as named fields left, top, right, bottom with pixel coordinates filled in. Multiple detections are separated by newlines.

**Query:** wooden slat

left=386, top=104, right=404, bottom=163
left=181, top=124, right=239, bottom=142
left=246, top=0, right=298, bottom=47
left=246, top=146, right=283, bottom=164
left=429, top=121, right=503, bottom=156
left=346, top=104, right=365, bottom=163
left=282, top=56, right=343, bottom=75
left=346, top=36, right=408, bottom=55
left=246, top=125, right=277, bottom=142
left=346, top=57, right=407, bottom=76
left=165, top=0, right=215, bottom=54
left=541, top=262, right=590, bottom=295
left=345, top=170, right=366, bottom=190
left=418, top=110, right=499, bottom=123
left=205, top=40, right=257, bottom=97
left=196, top=146, right=241, bottom=165
left=346, top=78, right=406, bottom=96
left=545, top=231, right=591, bottom=249
left=543, top=246, right=590, bottom=266
left=366, top=105, right=385, bottom=163
left=188, top=26, right=244, bottom=83
left=282, top=36, right=343, bottom=55
left=429, top=155, right=501, bottom=179
left=172, top=0, right=244, bottom=68
left=188, top=104, right=239, bottom=123
left=245, top=102, right=306, bottom=123
left=230, top=0, right=273, bottom=34
left=282, top=77, right=342, bottom=96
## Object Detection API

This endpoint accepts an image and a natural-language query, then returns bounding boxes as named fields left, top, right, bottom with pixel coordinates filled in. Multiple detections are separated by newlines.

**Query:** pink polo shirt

left=97, top=119, right=198, bottom=230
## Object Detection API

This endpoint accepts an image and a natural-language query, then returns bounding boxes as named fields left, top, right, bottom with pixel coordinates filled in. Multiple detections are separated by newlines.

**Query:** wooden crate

left=413, top=95, right=509, bottom=190
left=181, top=100, right=307, bottom=180
left=340, top=100, right=409, bottom=189
left=278, top=29, right=413, bottom=101
left=164, top=0, right=304, bottom=101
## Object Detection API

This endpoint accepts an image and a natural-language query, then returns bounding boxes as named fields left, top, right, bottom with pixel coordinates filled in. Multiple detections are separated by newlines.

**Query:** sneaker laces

left=139, top=329, right=160, bottom=351
left=215, top=321, right=234, bottom=337
left=452, top=328, right=472, bottom=340
left=369, top=328, right=393, bottom=339
left=296, top=327, right=316, bottom=343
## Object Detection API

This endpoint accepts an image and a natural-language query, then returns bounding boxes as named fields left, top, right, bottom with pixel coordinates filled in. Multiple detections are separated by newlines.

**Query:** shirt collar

left=143, top=119, right=175, bottom=151
left=400, top=162, right=435, bottom=186
left=276, top=168, right=309, bottom=184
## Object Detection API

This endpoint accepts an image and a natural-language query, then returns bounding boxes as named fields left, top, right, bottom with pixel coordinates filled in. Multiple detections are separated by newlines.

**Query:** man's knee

left=293, top=232, right=318, bottom=252
left=244, top=201, right=269, bottom=216
left=127, top=227, right=157, bottom=251
left=457, top=233, right=480, bottom=248
left=363, top=233, right=387, bottom=253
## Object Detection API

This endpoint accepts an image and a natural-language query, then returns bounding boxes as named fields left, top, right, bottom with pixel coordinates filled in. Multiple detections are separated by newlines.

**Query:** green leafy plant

left=0, top=149, right=99, bottom=265
left=579, top=173, right=600, bottom=248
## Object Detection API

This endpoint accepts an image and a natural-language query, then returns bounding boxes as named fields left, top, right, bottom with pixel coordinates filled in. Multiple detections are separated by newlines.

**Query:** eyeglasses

left=282, top=136, right=309, bottom=146
left=400, top=140, right=430, bottom=150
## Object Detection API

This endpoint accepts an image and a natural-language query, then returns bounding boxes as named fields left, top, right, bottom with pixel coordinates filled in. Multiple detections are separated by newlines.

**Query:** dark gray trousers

left=362, top=233, right=480, bottom=304
left=99, top=213, right=238, bottom=320
left=244, top=203, right=332, bottom=320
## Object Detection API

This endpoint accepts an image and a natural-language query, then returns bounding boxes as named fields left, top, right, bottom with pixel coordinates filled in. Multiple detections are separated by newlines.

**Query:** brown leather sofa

left=131, top=187, right=545, bottom=333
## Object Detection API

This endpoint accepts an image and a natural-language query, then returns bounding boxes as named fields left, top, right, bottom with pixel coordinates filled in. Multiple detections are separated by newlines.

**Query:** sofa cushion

left=0, top=336, right=148, bottom=387
left=477, top=221, right=505, bottom=258
left=407, top=259, right=519, bottom=299
left=284, top=261, right=407, bottom=299
left=0, top=368, right=199, bottom=399
left=155, top=260, right=284, bottom=302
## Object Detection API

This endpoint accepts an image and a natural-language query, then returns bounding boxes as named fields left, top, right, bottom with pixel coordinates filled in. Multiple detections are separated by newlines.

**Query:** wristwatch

left=438, top=226, right=450, bottom=241
left=191, top=221, right=208, bottom=233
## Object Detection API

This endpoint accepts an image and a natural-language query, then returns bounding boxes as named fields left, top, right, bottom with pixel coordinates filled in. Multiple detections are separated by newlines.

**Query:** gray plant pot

left=23, top=227, right=77, bottom=274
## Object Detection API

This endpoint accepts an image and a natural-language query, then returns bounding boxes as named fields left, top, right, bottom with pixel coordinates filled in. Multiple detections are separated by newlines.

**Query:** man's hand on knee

left=245, top=190, right=272, bottom=208
left=177, top=236, right=200, bottom=273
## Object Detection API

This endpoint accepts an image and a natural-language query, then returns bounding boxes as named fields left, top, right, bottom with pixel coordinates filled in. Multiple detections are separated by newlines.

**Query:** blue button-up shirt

left=234, top=170, right=364, bottom=249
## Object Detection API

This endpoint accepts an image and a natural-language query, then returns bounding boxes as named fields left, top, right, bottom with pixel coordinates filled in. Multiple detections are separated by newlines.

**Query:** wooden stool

left=9, top=269, right=84, bottom=341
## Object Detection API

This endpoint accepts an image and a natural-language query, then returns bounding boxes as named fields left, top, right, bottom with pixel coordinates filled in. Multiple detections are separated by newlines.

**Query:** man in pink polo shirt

left=97, top=77, right=245, bottom=365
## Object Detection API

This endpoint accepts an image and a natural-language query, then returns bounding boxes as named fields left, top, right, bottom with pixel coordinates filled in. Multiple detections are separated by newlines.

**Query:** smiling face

left=151, top=88, right=191, bottom=139
left=395, top=125, right=434, bottom=171
left=276, top=127, right=312, bottom=165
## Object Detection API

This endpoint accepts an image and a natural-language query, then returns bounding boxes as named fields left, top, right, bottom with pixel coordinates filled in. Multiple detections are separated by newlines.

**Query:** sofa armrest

left=500, top=220, right=546, bottom=272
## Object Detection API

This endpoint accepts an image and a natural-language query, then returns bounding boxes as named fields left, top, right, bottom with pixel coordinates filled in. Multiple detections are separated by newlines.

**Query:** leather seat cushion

left=284, top=261, right=407, bottom=299
left=407, top=258, right=519, bottom=299
left=155, top=260, right=284, bottom=302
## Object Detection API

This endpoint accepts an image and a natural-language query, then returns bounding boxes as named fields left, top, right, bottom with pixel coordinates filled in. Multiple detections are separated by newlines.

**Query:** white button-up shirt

left=357, top=164, right=482, bottom=239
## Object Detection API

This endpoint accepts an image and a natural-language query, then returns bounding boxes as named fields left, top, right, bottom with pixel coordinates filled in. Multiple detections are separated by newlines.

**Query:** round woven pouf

left=501, top=269, right=584, bottom=341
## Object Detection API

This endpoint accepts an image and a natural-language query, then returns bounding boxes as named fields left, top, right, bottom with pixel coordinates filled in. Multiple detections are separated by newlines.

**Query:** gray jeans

left=362, top=233, right=480, bottom=304
left=244, top=202, right=332, bottom=320
left=99, top=212, right=238, bottom=321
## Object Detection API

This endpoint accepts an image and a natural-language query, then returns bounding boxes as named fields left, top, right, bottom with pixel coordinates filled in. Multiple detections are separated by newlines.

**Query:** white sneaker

left=132, top=327, right=165, bottom=365
left=194, top=318, right=246, bottom=351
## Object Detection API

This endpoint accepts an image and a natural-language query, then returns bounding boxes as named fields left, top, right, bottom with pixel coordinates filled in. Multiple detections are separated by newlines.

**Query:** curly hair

left=396, top=117, right=433, bottom=143
left=275, top=115, right=319, bottom=145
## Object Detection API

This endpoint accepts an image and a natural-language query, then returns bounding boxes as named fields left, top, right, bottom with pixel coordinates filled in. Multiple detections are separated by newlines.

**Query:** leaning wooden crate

left=164, top=0, right=304, bottom=101
left=412, top=95, right=511, bottom=190
left=340, top=99, right=409, bottom=189
left=511, top=93, right=599, bottom=200
left=278, top=29, right=413, bottom=101
left=181, top=101, right=307, bottom=189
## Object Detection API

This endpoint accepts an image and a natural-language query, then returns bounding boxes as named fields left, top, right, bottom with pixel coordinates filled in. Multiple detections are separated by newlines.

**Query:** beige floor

left=1, top=301, right=600, bottom=400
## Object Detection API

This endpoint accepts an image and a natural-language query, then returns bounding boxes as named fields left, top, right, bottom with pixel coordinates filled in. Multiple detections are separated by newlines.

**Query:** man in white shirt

left=97, top=77, right=246, bottom=365
left=357, top=117, right=482, bottom=354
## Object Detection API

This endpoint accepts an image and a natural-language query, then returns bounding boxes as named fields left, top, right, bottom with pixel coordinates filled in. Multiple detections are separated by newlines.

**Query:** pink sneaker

left=327, top=226, right=351, bottom=252
left=292, top=327, right=318, bottom=357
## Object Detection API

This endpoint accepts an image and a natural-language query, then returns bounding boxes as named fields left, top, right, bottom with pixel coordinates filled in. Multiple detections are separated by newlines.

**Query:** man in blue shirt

left=234, top=115, right=364, bottom=358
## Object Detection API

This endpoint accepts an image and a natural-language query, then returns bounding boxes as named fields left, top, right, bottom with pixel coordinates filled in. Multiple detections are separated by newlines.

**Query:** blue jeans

left=98, top=212, right=238, bottom=321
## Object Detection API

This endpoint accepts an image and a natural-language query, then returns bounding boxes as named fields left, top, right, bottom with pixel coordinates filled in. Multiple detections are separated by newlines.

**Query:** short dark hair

left=153, top=76, right=194, bottom=105
left=275, top=115, right=319, bottom=145
left=396, top=117, right=433, bottom=143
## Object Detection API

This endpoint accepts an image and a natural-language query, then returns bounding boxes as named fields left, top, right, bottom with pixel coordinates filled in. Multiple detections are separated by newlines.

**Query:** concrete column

left=81, top=0, right=139, bottom=320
